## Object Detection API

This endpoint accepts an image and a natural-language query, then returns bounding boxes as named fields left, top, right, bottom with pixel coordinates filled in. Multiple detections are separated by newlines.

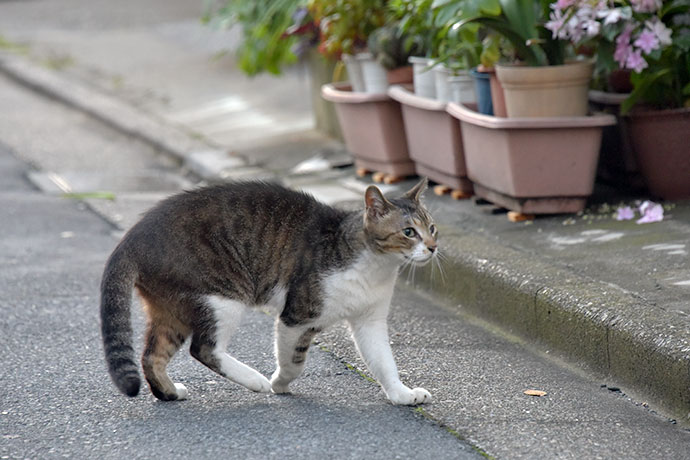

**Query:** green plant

left=387, top=0, right=435, bottom=56
left=309, top=0, right=387, bottom=57
left=202, top=0, right=304, bottom=76
left=367, top=22, right=425, bottom=69
left=453, top=0, right=573, bottom=66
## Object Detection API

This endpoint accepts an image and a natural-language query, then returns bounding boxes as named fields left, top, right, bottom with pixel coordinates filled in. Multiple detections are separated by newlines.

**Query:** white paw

left=174, top=383, right=189, bottom=400
left=269, top=371, right=291, bottom=394
left=247, top=374, right=272, bottom=393
left=388, top=387, right=432, bottom=406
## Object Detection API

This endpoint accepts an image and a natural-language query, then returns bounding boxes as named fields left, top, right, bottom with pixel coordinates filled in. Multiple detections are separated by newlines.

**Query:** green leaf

left=621, top=68, right=672, bottom=114
left=498, top=0, right=538, bottom=43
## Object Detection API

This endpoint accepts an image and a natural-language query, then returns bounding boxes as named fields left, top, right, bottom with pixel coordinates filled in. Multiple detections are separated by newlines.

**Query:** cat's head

left=363, top=178, right=438, bottom=265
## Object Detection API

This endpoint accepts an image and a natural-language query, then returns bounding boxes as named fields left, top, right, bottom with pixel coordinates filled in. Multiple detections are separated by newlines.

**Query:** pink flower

left=626, top=48, right=648, bottom=72
left=614, top=40, right=632, bottom=68
left=634, top=29, right=660, bottom=54
left=615, top=206, right=635, bottom=221
left=646, top=18, right=673, bottom=46
left=557, top=0, right=577, bottom=8
left=631, top=0, right=662, bottom=13
left=636, top=201, right=664, bottom=224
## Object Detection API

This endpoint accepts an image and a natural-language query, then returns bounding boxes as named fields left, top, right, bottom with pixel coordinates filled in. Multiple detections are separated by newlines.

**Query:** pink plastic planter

left=321, top=82, right=414, bottom=177
left=447, top=102, right=616, bottom=214
left=388, top=85, right=472, bottom=193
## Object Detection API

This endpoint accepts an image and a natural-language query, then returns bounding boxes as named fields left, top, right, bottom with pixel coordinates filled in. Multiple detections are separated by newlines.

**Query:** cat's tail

left=100, top=247, right=141, bottom=397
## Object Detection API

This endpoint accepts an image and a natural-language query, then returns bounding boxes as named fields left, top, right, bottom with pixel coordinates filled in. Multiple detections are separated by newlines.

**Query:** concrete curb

left=418, top=225, right=690, bottom=423
left=0, top=52, right=252, bottom=180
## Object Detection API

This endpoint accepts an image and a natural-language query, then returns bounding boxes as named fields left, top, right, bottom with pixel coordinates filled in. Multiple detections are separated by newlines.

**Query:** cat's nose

left=427, top=244, right=437, bottom=253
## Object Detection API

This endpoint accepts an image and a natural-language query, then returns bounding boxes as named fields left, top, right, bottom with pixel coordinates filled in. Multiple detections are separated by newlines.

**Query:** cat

left=100, top=178, right=438, bottom=405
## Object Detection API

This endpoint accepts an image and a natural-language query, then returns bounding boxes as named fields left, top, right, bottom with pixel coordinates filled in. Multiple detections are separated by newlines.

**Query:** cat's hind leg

left=189, top=296, right=271, bottom=393
left=141, top=318, right=191, bottom=401
left=270, top=320, right=320, bottom=394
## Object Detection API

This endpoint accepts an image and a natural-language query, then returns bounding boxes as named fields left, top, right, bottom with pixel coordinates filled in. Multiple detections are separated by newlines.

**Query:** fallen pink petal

left=615, top=206, right=635, bottom=220
left=636, top=201, right=664, bottom=224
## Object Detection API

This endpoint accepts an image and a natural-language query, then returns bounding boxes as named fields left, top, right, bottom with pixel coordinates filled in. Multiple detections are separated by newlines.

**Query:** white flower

left=646, top=17, right=673, bottom=46
left=597, top=7, right=632, bottom=25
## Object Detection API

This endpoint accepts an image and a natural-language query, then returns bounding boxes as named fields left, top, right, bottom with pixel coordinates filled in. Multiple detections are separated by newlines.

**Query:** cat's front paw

left=247, top=375, right=272, bottom=393
left=269, top=370, right=291, bottom=394
left=387, top=387, right=432, bottom=406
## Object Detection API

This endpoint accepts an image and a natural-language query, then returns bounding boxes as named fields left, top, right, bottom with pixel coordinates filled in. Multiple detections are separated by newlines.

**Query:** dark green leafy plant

left=202, top=0, right=304, bottom=76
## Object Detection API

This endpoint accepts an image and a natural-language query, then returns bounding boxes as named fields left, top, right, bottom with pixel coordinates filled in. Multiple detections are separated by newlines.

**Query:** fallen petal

left=637, top=201, right=664, bottom=224
left=615, top=206, right=635, bottom=221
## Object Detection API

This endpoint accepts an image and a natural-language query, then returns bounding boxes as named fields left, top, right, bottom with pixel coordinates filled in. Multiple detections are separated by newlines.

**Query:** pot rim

left=388, top=85, right=446, bottom=111
left=321, top=82, right=391, bottom=102
left=447, top=101, right=616, bottom=129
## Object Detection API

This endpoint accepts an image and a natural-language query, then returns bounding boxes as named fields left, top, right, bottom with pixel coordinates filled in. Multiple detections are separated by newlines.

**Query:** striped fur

left=99, top=179, right=437, bottom=403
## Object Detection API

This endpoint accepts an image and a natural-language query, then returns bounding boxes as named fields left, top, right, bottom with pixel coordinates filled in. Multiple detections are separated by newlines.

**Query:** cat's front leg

left=270, top=320, right=320, bottom=394
left=348, top=316, right=431, bottom=406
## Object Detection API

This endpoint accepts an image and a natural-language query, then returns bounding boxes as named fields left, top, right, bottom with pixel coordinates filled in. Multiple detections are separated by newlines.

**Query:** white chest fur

left=318, top=252, right=399, bottom=326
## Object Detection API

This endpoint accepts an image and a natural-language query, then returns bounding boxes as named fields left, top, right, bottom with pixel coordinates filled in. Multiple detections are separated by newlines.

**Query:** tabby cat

left=100, top=178, right=437, bottom=405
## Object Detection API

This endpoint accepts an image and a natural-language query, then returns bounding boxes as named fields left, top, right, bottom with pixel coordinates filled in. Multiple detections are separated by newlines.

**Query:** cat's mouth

left=403, top=254, right=434, bottom=266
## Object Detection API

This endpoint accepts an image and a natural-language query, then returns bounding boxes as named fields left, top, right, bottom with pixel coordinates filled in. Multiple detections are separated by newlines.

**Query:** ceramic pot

left=489, top=70, right=507, bottom=117
left=588, top=90, right=645, bottom=190
left=356, top=52, right=389, bottom=94
left=341, top=54, right=365, bottom=93
left=408, top=56, right=435, bottom=98
left=387, top=65, right=413, bottom=85
left=434, top=64, right=454, bottom=103
left=470, top=68, right=493, bottom=115
left=496, top=60, right=594, bottom=117
left=388, top=85, right=472, bottom=193
left=321, top=82, right=414, bottom=176
left=447, top=102, right=616, bottom=214
left=447, top=72, right=476, bottom=105
left=626, top=106, right=690, bottom=200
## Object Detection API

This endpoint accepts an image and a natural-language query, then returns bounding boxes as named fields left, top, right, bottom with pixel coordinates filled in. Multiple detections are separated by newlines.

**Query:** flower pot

left=496, top=60, right=594, bottom=118
left=387, top=65, right=413, bottom=86
left=447, top=102, right=616, bottom=214
left=489, top=71, right=507, bottom=118
left=626, top=106, right=690, bottom=200
left=470, top=68, right=493, bottom=115
left=588, top=90, right=645, bottom=191
left=408, top=56, right=435, bottom=98
left=447, top=73, right=476, bottom=105
left=356, top=52, right=389, bottom=94
left=388, top=85, right=472, bottom=193
left=434, top=64, right=454, bottom=103
left=321, top=82, right=414, bottom=177
left=342, top=54, right=366, bottom=93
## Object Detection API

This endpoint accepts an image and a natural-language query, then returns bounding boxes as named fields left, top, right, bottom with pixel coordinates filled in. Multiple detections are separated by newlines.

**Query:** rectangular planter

left=446, top=102, right=616, bottom=214
left=321, top=82, right=414, bottom=177
left=388, top=85, right=472, bottom=193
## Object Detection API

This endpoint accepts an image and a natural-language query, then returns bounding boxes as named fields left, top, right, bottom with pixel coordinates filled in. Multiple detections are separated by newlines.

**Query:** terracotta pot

left=447, top=102, right=616, bottom=214
left=408, top=56, right=436, bottom=98
left=321, top=82, right=414, bottom=177
left=387, top=66, right=413, bottom=85
left=626, top=106, right=690, bottom=200
left=488, top=70, right=507, bottom=118
left=588, top=90, right=645, bottom=190
left=496, top=60, right=594, bottom=117
left=388, top=85, right=472, bottom=193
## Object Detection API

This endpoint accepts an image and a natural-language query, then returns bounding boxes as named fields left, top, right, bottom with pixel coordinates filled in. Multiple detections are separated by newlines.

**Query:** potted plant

left=549, top=0, right=690, bottom=199
left=389, top=0, right=437, bottom=97
left=456, top=0, right=595, bottom=117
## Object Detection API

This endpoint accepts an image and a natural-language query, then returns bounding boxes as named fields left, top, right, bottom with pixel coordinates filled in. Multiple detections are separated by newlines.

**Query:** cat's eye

left=403, top=227, right=417, bottom=238
left=429, top=224, right=436, bottom=235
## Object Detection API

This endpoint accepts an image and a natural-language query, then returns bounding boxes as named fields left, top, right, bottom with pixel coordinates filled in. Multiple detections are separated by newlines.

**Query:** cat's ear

left=365, top=185, right=392, bottom=219
left=404, top=177, right=428, bottom=202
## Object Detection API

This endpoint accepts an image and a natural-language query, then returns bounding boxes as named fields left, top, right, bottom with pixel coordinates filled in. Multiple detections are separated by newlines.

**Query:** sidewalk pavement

left=1, top=32, right=688, bottom=427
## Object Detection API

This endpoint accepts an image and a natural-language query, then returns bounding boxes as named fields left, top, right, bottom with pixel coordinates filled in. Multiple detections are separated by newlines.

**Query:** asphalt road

left=0, top=145, right=479, bottom=459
